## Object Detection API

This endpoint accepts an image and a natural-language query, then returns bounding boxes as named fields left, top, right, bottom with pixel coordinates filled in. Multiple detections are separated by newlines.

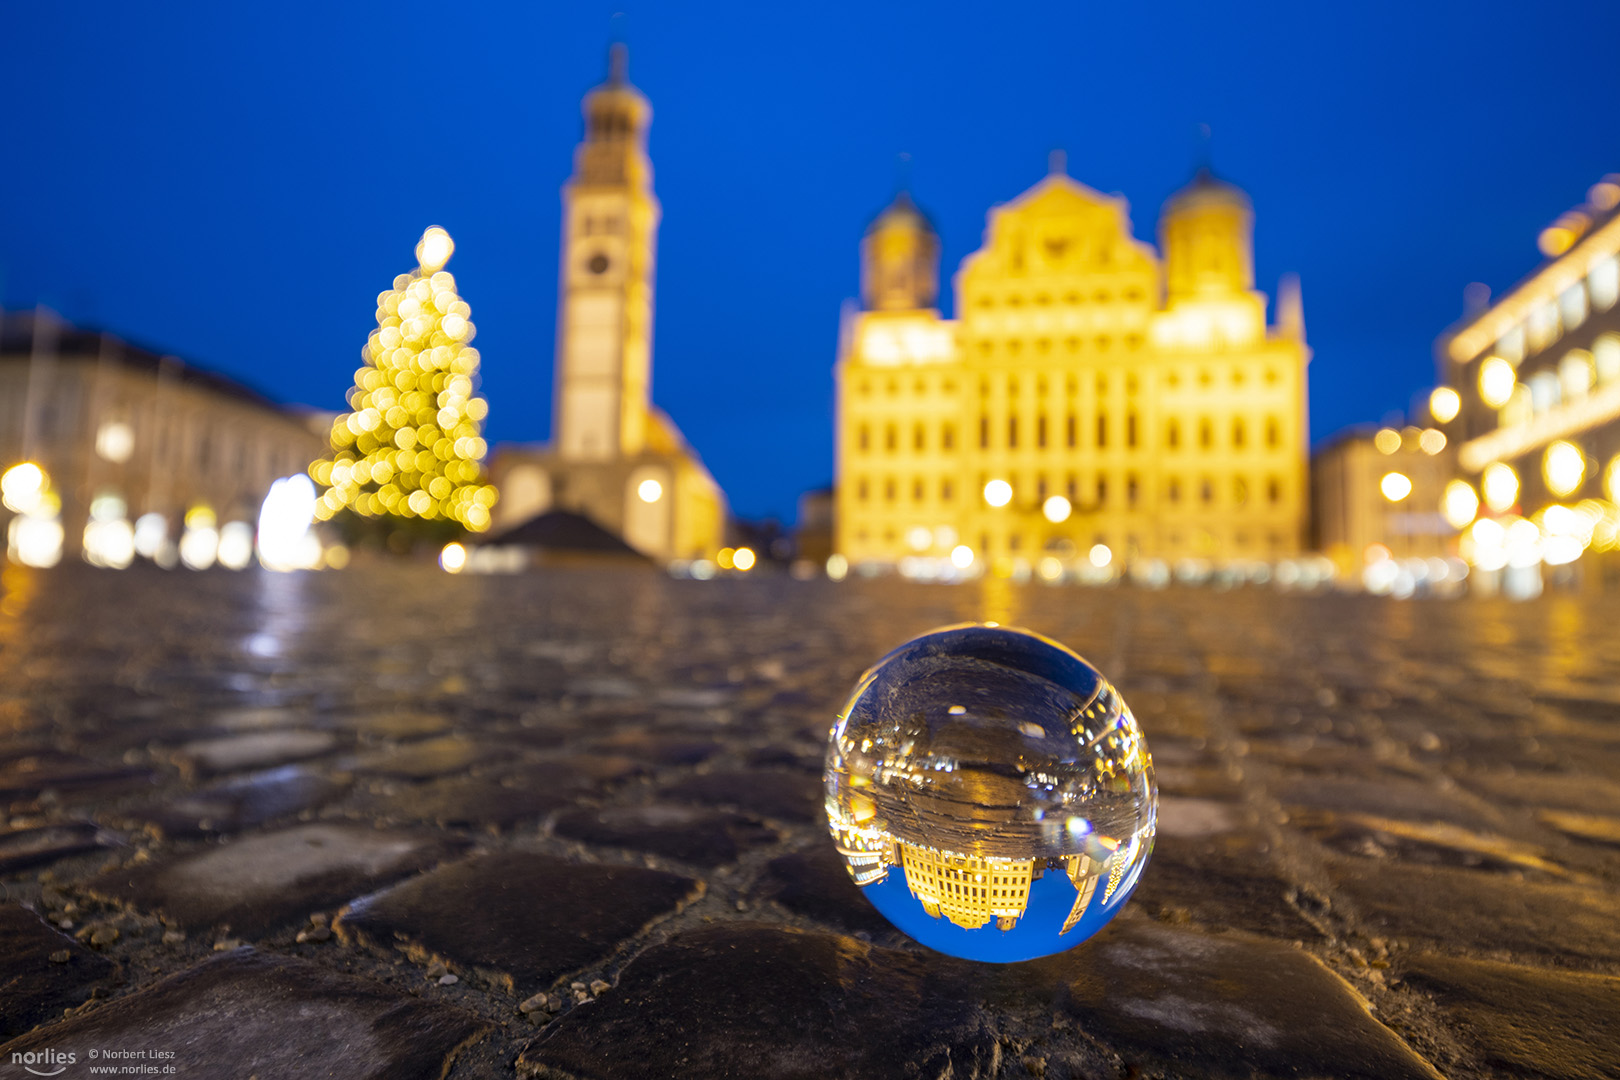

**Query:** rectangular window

left=1097, top=414, right=1107, bottom=448
left=1167, top=419, right=1180, bottom=449
left=885, top=424, right=897, bottom=451
left=914, top=423, right=926, bottom=451
left=1266, top=418, right=1279, bottom=448
left=1037, top=415, right=1047, bottom=448
left=1066, top=414, right=1076, bottom=448
left=980, top=416, right=990, bottom=448
left=1126, top=413, right=1137, bottom=448
left=942, top=479, right=954, bottom=501
left=1097, top=475, right=1108, bottom=505
left=942, top=423, right=956, bottom=450
left=1233, top=418, right=1246, bottom=449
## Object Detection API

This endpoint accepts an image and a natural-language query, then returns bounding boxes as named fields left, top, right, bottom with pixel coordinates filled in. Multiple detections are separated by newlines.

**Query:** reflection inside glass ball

left=824, top=623, right=1156, bottom=962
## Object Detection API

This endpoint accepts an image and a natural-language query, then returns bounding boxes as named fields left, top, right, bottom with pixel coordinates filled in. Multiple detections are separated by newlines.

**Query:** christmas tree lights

left=310, top=226, right=497, bottom=532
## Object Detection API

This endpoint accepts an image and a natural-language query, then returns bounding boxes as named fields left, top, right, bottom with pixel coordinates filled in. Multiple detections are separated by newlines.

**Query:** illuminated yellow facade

left=1060, top=853, right=1100, bottom=935
left=1435, top=172, right=1620, bottom=572
left=836, top=159, right=1310, bottom=571
left=898, top=843, right=1034, bottom=931
left=491, top=46, right=726, bottom=561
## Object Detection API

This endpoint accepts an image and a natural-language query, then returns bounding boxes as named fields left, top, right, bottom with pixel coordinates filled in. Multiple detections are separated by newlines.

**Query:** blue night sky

left=5, top=1, right=1620, bottom=522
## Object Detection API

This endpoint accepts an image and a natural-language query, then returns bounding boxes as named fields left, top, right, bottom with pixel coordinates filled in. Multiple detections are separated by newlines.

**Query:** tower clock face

left=587, top=253, right=611, bottom=275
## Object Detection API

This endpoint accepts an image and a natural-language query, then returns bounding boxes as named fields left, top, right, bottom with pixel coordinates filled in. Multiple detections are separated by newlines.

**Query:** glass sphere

left=825, top=624, right=1156, bottom=961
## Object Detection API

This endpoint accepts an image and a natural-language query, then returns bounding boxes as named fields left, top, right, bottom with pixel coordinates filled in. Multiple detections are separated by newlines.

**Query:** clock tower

left=555, top=44, right=659, bottom=462
left=488, top=44, right=726, bottom=563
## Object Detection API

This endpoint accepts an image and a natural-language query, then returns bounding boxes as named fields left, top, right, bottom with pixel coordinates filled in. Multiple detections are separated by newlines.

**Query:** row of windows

left=850, top=526, right=1294, bottom=553
left=854, top=415, right=1285, bottom=453
left=975, top=335, right=1143, bottom=357
left=849, top=473, right=1288, bottom=508
left=854, top=366, right=1281, bottom=397
left=971, top=287, right=1149, bottom=309
left=1493, top=254, right=1619, bottom=365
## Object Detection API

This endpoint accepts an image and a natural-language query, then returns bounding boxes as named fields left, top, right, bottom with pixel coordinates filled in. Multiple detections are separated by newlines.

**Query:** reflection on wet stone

left=6, top=566, right=1620, bottom=1076
left=826, top=624, right=1156, bottom=960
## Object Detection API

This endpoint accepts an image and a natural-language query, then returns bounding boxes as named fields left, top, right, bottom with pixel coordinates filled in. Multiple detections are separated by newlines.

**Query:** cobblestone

left=2, top=563, right=1619, bottom=1077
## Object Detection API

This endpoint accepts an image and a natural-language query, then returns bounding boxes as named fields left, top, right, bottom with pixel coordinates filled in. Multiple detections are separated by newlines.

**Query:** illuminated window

left=1127, top=474, right=1139, bottom=506
left=1560, top=283, right=1588, bottom=333
left=884, top=478, right=896, bottom=502
left=1127, top=375, right=1139, bottom=395
left=1266, top=417, right=1280, bottom=447
left=1127, top=413, right=1138, bottom=448
left=1066, top=475, right=1077, bottom=501
left=1200, top=478, right=1213, bottom=504
left=914, top=423, right=926, bottom=451
left=857, top=478, right=869, bottom=501
left=1200, top=369, right=1212, bottom=386
left=1096, top=335, right=1112, bottom=351
left=1232, top=418, right=1246, bottom=449
left=1066, top=414, right=1076, bottom=448
left=1234, top=477, right=1248, bottom=505
left=885, top=424, right=897, bottom=451
left=942, top=423, right=955, bottom=450
left=1595, top=334, right=1620, bottom=384
left=1268, top=477, right=1281, bottom=503
left=1037, top=338, right=1051, bottom=354
left=1037, top=415, right=1047, bottom=448
left=942, top=479, right=954, bottom=501
left=1497, top=324, right=1526, bottom=364
left=1199, top=418, right=1213, bottom=448
left=1037, top=474, right=1048, bottom=499
left=1009, top=377, right=1019, bottom=397
left=1169, top=478, right=1181, bottom=502
left=1167, top=419, right=1181, bottom=449
left=858, top=424, right=870, bottom=452
left=1529, top=370, right=1561, bottom=414
left=980, top=416, right=990, bottom=448
left=1528, top=300, right=1560, bottom=354
left=1561, top=350, right=1594, bottom=400
left=1097, top=414, right=1107, bottom=448
left=1590, top=255, right=1620, bottom=312
left=913, top=478, right=925, bottom=502
left=1008, top=416, right=1019, bottom=449
left=1097, top=476, right=1109, bottom=505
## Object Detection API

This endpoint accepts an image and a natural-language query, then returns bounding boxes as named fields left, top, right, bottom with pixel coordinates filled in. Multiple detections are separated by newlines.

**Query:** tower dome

left=1160, top=167, right=1254, bottom=300
left=862, top=191, right=940, bottom=311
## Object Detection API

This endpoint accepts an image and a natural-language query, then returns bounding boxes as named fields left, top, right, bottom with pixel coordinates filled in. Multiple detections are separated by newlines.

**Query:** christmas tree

left=311, top=226, right=497, bottom=535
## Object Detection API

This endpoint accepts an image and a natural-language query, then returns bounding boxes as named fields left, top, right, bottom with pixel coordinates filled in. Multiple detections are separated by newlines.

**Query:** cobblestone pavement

left=2, top=562, right=1618, bottom=1079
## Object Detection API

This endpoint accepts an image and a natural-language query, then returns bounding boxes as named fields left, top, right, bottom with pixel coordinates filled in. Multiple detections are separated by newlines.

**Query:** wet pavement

left=1, top=562, right=1618, bottom=1079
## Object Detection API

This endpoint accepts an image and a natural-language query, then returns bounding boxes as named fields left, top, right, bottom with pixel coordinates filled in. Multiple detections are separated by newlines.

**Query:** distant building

left=1312, top=423, right=1457, bottom=571
left=795, top=486, right=834, bottom=566
left=0, top=309, right=326, bottom=565
left=489, top=47, right=726, bottom=563
left=1434, top=173, right=1620, bottom=573
left=834, top=157, right=1310, bottom=574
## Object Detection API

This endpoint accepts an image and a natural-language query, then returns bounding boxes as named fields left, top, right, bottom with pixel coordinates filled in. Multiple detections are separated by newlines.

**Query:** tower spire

left=1049, top=148, right=1067, bottom=176
left=608, top=41, right=628, bottom=85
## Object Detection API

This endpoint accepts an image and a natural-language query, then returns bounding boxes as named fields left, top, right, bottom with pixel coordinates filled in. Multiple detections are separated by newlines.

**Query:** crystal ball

left=824, top=624, right=1156, bottom=961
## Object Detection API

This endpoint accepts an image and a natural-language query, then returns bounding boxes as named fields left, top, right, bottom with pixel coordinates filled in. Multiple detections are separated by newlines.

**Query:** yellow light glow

left=1479, top=357, right=1516, bottom=409
left=440, top=542, right=467, bottom=573
left=637, top=478, right=663, bottom=503
left=1089, top=543, right=1112, bottom=568
left=950, top=544, right=975, bottom=569
left=826, top=553, right=849, bottom=580
left=1, top=462, right=47, bottom=514
left=1482, top=462, right=1520, bottom=513
left=95, top=420, right=135, bottom=463
left=417, top=227, right=455, bottom=272
left=1429, top=387, right=1461, bottom=424
left=983, top=479, right=1013, bottom=507
left=1373, top=428, right=1402, bottom=455
left=1441, top=480, right=1480, bottom=530
left=1037, top=556, right=1063, bottom=581
left=732, top=546, right=757, bottom=571
left=1419, top=429, right=1447, bottom=455
left=1042, top=495, right=1072, bottom=523
left=717, top=547, right=735, bottom=570
left=1605, top=455, right=1620, bottom=503
left=1380, top=472, right=1412, bottom=502
left=1544, top=440, right=1585, bottom=496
